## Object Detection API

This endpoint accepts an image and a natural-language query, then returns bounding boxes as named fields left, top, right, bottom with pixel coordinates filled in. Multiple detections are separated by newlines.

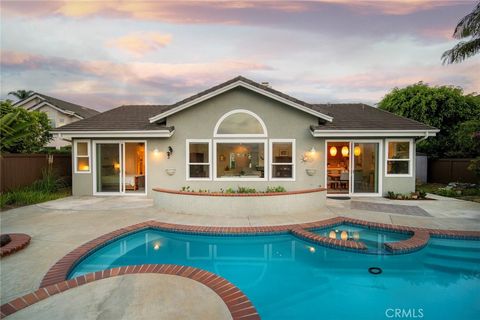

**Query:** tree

left=378, top=82, right=480, bottom=158
left=0, top=101, right=52, bottom=153
left=442, top=2, right=480, bottom=64
left=8, top=90, right=34, bottom=100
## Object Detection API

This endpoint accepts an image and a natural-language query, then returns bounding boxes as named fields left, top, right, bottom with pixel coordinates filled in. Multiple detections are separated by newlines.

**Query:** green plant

left=386, top=191, right=396, bottom=199
left=468, top=157, right=480, bottom=181
left=180, top=186, right=191, bottom=192
left=237, top=186, right=256, bottom=193
left=30, top=168, right=67, bottom=193
left=418, top=190, right=427, bottom=199
left=0, top=101, right=52, bottom=153
left=266, top=186, right=287, bottom=193
left=435, top=188, right=459, bottom=197
left=225, top=188, right=236, bottom=194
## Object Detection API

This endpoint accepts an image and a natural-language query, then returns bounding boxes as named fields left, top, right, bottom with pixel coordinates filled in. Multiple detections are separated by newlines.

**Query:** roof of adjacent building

left=54, top=76, right=437, bottom=133
left=53, top=104, right=174, bottom=131
left=310, top=103, right=438, bottom=131
left=16, top=93, right=100, bottom=119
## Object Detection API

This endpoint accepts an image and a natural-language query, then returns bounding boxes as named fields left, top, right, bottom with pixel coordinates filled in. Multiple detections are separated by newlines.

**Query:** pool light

left=153, top=242, right=161, bottom=250
left=308, top=246, right=316, bottom=253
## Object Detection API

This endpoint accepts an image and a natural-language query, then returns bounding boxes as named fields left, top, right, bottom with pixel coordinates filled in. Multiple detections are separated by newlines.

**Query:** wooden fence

left=428, top=158, right=477, bottom=184
left=0, top=153, right=72, bottom=193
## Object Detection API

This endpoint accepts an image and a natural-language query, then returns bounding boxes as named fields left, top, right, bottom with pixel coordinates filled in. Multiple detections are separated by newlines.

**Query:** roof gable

left=148, top=76, right=333, bottom=123
left=12, top=93, right=100, bottom=119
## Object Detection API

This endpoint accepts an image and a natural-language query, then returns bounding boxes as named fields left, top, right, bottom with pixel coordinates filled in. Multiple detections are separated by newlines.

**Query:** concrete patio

left=1, top=194, right=479, bottom=318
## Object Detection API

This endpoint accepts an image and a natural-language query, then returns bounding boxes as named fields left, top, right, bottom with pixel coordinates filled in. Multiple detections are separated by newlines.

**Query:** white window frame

left=269, top=139, right=296, bottom=181
left=385, top=139, right=413, bottom=177
left=213, top=139, right=268, bottom=181
left=74, top=139, right=91, bottom=173
left=213, top=109, right=268, bottom=138
left=186, top=139, right=212, bottom=181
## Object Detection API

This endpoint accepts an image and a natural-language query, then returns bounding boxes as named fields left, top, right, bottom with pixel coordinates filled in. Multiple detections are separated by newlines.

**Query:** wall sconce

left=153, top=147, right=160, bottom=155
left=301, top=146, right=317, bottom=163
left=167, top=146, right=173, bottom=159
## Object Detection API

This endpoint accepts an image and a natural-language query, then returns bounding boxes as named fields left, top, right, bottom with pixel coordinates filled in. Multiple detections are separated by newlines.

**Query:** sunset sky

left=1, top=0, right=478, bottom=111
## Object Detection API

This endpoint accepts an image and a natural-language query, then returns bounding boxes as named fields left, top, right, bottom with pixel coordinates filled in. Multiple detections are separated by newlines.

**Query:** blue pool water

left=313, top=223, right=412, bottom=253
left=69, top=229, right=480, bottom=320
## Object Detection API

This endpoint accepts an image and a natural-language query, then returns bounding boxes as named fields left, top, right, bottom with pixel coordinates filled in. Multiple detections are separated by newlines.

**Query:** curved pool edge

left=0, top=265, right=260, bottom=320
left=39, top=217, right=480, bottom=289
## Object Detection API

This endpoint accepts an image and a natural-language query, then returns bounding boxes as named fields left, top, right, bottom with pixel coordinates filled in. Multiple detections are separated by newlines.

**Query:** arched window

left=214, top=109, right=267, bottom=137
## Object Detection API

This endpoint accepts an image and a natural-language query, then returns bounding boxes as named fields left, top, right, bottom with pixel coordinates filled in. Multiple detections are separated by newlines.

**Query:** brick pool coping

left=153, top=187, right=326, bottom=197
left=0, top=265, right=260, bottom=320
left=0, top=234, right=31, bottom=258
left=2, top=217, right=480, bottom=318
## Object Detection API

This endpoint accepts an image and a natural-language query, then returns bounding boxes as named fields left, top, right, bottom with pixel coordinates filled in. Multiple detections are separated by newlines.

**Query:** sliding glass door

left=96, top=143, right=122, bottom=193
left=94, top=141, right=146, bottom=195
left=326, top=140, right=381, bottom=196
left=352, top=142, right=379, bottom=194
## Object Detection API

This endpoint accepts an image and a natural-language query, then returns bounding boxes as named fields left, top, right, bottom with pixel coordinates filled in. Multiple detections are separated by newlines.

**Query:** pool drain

left=368, top=267, right=382, bottom=275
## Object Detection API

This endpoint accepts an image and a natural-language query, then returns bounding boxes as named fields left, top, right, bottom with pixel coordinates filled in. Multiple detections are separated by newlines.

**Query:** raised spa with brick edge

left=152, top=187, right=327, bottom=216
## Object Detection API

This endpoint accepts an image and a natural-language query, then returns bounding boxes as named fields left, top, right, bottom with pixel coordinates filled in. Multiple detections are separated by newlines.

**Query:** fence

left=428, top=158, right=477, bottom=184
left=0, top=153, right=72, bottom=193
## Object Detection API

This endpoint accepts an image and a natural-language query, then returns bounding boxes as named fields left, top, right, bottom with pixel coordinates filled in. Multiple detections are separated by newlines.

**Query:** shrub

left=237, top=187, right=256, bottom=193
left=266, top=186, right=287, bottom=193
left=386, top=191, right=396, bottom=199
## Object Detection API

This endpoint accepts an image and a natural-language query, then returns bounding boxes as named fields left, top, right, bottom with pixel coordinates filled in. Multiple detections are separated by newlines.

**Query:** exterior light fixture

left=153, top=147, right=160, bottom=154
left=310, top=147, right=316, bottom=154
left=329, top=146, right=337, bottom=157
left=341, top=146, right=349, bottom=157
left=167, top=146, right=173, bottom=159
left=354, top=146, right=361, bottom=156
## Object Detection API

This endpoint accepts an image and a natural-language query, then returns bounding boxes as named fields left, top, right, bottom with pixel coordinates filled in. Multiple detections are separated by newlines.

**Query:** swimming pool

left=69, top=228, right=480, bottom=320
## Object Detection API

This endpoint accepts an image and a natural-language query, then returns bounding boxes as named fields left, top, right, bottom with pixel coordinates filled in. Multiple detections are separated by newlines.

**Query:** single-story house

left=13, top=93, right=100, bottom=148
left=53, top=76, right=438, bottom=199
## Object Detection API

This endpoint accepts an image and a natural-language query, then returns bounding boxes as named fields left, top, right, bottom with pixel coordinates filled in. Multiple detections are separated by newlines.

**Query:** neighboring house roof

left=13, top=93, right=100, bottom=119
left=53, top=76, right=438, bottom=138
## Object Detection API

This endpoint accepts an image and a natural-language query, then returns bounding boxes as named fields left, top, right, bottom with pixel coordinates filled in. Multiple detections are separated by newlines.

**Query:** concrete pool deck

left=1, top=194, right=480, bottom=317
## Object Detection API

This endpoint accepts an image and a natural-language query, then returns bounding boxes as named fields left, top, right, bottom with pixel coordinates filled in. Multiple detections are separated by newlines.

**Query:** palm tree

left=8, top=90, right=34, bottom=100
left=442, top=2, right=480, bottom=64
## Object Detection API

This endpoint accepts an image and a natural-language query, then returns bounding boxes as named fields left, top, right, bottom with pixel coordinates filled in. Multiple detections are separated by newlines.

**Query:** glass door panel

left=352, top=142, right=379, bottom=194
left=326, top=141, right=350, bottom=194
left=96, top=143, right=121, bottom=193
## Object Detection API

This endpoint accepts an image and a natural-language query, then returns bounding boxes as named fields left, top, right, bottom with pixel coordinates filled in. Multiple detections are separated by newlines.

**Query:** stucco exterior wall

left=146, top=87, right=324, bottom=196
left=69, top=88, right=418, bottom=197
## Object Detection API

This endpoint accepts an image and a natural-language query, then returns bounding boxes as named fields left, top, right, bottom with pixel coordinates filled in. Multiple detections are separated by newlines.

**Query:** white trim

left=269, top=139, right=296, bottom=181
left=74, top=139, right=91, bottom=174
left=29, top=101, right=83, bottom=119
left=213, top=139, right=268, bottom=181
left=92, top=140, right=148, bottom=196
left=11, top=94, right=43, bottom=107
left=186, top=139, right=212, bottom=181
left=312, top=129, right=439, bottom=137
left=148, top=80, right=333, bottom=123
left=55, top=130, right=174, bottom=138
left=385, top=139, right=413, bottom=177
left=325, top=139, right=383, bottom=197
left=213, top=109, right=268, bottom=138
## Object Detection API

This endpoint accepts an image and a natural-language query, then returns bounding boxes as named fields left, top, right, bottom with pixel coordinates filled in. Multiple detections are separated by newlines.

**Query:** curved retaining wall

left=152, top=187, right=327, bottom=216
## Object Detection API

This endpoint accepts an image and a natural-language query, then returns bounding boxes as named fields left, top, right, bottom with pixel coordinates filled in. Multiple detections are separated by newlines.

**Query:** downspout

left=415, top=131, right=429, bottom=143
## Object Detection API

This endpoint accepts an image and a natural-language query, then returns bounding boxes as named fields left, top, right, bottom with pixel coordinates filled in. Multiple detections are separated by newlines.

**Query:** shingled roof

left=27, top=93, right=100, bottom=119
left=54, top=105, right=174, bottom=131
left=310, top=104, right=438, bottom=131
left=54, top=76, right=437, bottom=134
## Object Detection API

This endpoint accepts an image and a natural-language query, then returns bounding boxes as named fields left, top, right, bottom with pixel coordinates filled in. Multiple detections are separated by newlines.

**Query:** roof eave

left=310, top=129, right=439, bottom=137
left=53, top=130, right=175, bottom=138
left=148, top=80, right=333, bottom=123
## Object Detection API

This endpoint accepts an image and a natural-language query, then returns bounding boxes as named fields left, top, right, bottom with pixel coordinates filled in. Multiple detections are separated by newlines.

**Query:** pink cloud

left=108, top=32, right=172, bottom=56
